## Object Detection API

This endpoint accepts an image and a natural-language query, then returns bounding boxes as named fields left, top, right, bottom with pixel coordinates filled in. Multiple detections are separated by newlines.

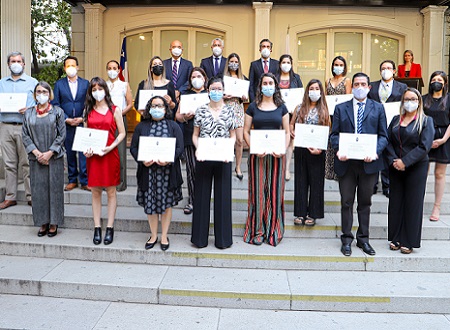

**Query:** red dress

left=86, top=107, right=120, bottom=187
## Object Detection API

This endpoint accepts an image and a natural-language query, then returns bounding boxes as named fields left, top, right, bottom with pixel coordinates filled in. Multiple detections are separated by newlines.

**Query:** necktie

left=263, top=60, right=268, bottom=73
left=357, top=102, right=364, bottom=134
left=172, top=60, right=178, bottom=88
left=380, top=83, right=389, bottom=103
left=214, top=57, right=219, bottom=76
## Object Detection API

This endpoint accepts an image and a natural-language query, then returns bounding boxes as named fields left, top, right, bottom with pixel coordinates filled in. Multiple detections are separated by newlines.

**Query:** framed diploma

left=197, top=138, right=235, bottom=162
left=72, top=127, right=109, bottom=155
left=179, top=93, right=210, bottom=114
left=280, top=88, right=304, bottom=113
left=137, top=136, right=176, bottom=163
left=325, top=94, right=353, bottom=116
left=250, top=130, right=286, bottom=155
left=223, top=76, right=250, bottom=99
left=138, top=89, right=168, bottom=110
left=383, top=102, right=401, bottom=126
left=294, top=123, right=329, bottom=150
left=339, top=133, right=377, bottom=160
left=0, top=93, right=27, bottom=113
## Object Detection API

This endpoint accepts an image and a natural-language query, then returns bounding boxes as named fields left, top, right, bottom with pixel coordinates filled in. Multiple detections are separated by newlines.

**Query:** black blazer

left=384, top=115, right=434, bottom=168
left=330, top=98, right=388, bottom=176
left=200, top=55, right=226, bottom=79
left=163, top=57, right=193, bottom=93
left=248, top=58, right=279, bottom=102
left=368, top=80, right=408, bottom=103
left=275, top=73, right=303, bottom=89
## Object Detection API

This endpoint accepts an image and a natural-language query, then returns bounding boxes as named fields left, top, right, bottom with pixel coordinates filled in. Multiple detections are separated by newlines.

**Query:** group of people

left=0, top=40, right=447, bottom=256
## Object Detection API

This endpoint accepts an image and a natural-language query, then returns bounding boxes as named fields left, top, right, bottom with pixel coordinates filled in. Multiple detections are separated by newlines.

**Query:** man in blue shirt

left=0, top=51, right=38, bottom=209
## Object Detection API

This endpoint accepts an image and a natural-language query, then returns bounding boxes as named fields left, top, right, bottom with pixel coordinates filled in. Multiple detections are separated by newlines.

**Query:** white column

left=252, top=2, right=273, bottom=59
left=420, top=5, right=448, bottom=81
left=0, top=0, right=32, bottom=76
left=82, top=3, right=106, bottom=80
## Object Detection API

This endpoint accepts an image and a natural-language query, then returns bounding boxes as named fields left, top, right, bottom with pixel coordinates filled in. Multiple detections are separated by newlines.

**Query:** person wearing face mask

left=175, top=67, right=208, bottom=215
left=106, top=60, right=133, bottom=192
left=83, top=77, right=126, bottom=246
left=276, top=54, right=303, bottom=182
left=330, top=72, right=388, bottom=256
left=191, top=77, right=236, bottom=249
left=131, top=96, right=184, bottom=251
left=0, top=51, right=37, bottom=209
left=368, top=60, right=408, bottom=198
left=162, top=40, right=193, bottom=94
left=22, top=82, right=66, bottom=237
left=243, top=73, right=290, bottom=246
left=384, top=88, right=434, bottom=254
left=422, top=71, right=450, bottom=222
left=290, top=80, right=330, bottom=226
left=200, top=38, right=227, bottom=79
left=248, top=39, right=279, bottom=102
left=53, top=56, right=90, bottom=192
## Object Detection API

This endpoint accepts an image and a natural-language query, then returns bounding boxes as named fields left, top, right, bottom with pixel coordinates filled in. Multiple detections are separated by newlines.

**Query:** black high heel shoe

left=145, top=236, right=158, bottom=250
left=160, top=238, right=170, bottom=251
left=47, top=225, right=58, bottom=237
left=104, top=227, right=114, bottom=245
left=235, top=168, right=244, bottom=181
left=93, top=227, right=102, bottom=245
left=38, top=224, right=49, bottom=237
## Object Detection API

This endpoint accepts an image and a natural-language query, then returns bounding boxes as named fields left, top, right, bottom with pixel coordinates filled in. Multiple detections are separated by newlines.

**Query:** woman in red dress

left=83, top=77, right=126, bottom=245
left=397, top=50, right=422, bottom=78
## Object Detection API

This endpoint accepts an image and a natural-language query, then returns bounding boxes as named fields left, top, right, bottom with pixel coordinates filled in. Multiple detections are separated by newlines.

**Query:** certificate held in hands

left=280, top=88, right=304, bottom=113
left=250, top=130, right=286, bottom=155
left=197, top=138, right=235, bottom=162
left=179, top=93, right=210, bottom=114
left=72, top=127, right=109, bottom=155
left=339, top=133, right=377, bottom=160
left=294, top=123, right=329, bottom=150
left=138, top=90, right=168, bottom=110
left=0, top=93, right=27, bottom=112
left=383, top=102, right=401, bottom=126
left=223, top=76, right=250, bottom=99
left=138, top=136, right=176, bottom=163
left=325, top=94, right=353, bottom=116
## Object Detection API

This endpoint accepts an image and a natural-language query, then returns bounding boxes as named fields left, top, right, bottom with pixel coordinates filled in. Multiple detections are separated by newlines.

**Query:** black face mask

left=431, top=81, right=444, bottom=92
left=152, top=65, right=164, bottom=76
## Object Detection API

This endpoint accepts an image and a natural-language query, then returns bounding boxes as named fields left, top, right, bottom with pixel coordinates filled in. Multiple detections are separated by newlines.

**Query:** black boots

left=93, top=227, right=102, bottom=245
left=104, top=227, right=114, bottom=245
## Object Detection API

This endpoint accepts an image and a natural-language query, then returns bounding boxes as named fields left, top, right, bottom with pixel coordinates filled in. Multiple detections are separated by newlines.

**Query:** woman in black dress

left=385, top=88, right=434, bottom=253
left=422, top=71, right=450, bottom=221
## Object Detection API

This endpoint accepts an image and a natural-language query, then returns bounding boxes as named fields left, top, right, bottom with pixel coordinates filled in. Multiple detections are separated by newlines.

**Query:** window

left=370, top=34, right=399, bottom=78
left=297, top=33, right=326, bottom=85
left=127, top=32, right=153, bottom=96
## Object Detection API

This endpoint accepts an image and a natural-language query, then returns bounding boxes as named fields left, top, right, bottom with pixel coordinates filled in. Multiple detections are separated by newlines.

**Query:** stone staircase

left=1, top=151, right=450, bottom=323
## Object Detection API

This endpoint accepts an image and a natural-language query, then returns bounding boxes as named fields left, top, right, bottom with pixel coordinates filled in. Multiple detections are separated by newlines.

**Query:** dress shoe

left=104, top=227, right=114, bottom=245
left=382, top=189, right=390, bottom=198
left=356, top=242, right=376, bottom=255
left=341, top=243, right=352, bottom=256
left=37, top=224, right=49, bottom=237
left=28, top=201, right=32, bottom=206
left=235, top=168, right=244, bottom=181
left=373, top=185, right=378, bottom=195
left=145, top=237, right=158, bottom=250
left=93, top=227, right=102, bottom=245
left=47, top=225, right=58, bottom=237
left=80, top=185, right=91, bottom=191
left=64, top=183, right=78, bottom=191
left=160, top=238, right=170, bottom=251
left=0, top=200, right=17, bottom=210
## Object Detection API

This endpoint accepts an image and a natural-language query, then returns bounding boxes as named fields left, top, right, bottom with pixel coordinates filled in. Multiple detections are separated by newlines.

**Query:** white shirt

left=353, top=97, right=367, bottom=134
left=260, top=58, right=271, bottom=71
left=378, top=80, right=392, bottom=101
left=107, top=79, right=127, bottom=112
left=68, top=77, right=78, bottom=100
left=171, top=58, right=181, bottom=72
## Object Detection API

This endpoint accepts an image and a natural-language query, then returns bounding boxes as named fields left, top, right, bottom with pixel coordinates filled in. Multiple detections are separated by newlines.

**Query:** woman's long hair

left=395, top=87, right=427, bottom=134
left=143, top=56, right=168, bottom=90
left=403, top=50, right=414, bottom=64
left=186, top=67, right=207, bottom=92
left=331, top=56, right=348, bottom=77
left=276, top=54, right=296, bottom=82
left=255, top=72, right=284, bottom=107
left=423, top=71, right=448, bottom=111
left=224, top=53, right=244, bottom=79
left=84, top=77, right=115, bottom=121
left=295, top=79, right=330, bottom=127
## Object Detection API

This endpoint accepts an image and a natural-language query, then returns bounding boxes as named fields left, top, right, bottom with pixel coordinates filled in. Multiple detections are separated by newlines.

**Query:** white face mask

left=281, top=63, right=291, bottom=73
left=333, top=66, right=344, bottom=76
left=381, top=69, right=394, bottom=81
left=192, top=77, right=204, bottom=90
left=36, top=94, right=49, bottom=105
left=212, top=46, right=222, bottom=57
left=92, top=90, right=106, bottom=102
left=10, top=63, right=23, bottom=75
left=171, top=47, right=182, bottom=57
left=108, top=70, right=119, bottom=80
left=65, top=66, right=77, bottom=78
left=261, top=48, right=271, bottom=59
left=352, top=87, right=370, bottom=100
left=403, top=101, right=419, bottom=113
left=309, top=90, right=321, bottom=102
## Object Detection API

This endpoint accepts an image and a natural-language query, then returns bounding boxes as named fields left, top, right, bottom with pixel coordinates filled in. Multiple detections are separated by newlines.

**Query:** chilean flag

left=118, top=37, right=129, bottom=82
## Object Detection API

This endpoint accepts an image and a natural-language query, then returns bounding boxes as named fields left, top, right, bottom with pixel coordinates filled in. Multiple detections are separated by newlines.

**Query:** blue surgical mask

left=209, top=90, right=223, bottom=102
left=333, top=66, right=344, bottom=75
left=261, top=85, right=275, bottom=97
left=150, top=107, right=165, bottom=120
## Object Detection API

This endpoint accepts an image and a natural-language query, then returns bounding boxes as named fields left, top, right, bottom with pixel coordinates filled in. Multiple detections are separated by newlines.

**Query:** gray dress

left=22, top=106, right=66, bottom=226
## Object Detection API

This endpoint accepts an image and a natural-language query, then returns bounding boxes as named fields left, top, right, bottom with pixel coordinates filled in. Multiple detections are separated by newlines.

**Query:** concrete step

left=1, top=254, right=449, bottom=313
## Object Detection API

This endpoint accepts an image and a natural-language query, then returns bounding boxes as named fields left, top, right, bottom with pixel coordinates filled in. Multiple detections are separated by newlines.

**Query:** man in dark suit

left=200, top=38, right=226, bottom=79
left=248, top=38, right=279, bottom=102
left=163, top=40, right=193, bottom=94
left=368, top=60, right=408, bottom=197
left=330, top=72, right=388, bottom=257
left=52, top=56, right=90, bottom=191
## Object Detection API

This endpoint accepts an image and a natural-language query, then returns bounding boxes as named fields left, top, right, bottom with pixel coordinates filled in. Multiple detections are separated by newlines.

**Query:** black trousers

left=338, top=160, right=377, bottom=244
left=374, top=168, right=390, bottom=191
left=191, top=161, right=232, bottom=248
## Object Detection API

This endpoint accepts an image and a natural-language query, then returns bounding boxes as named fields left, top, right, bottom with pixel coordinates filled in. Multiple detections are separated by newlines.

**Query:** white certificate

left=325, top=94, right=353, bottom=116
left=223, top=76, right=250, bottom=99
left=280, top=88, right=304, bottom=113
left=72, top=127, right=109, bottom=155
left=339, top=133, right=377, bottom=160
left=294, top=123, right=330, bottom=150
left=179, top=93, right=210, bottom=114
left=138, top=89, right=167, bottom=110
left=383, top=102, right=401, bottom=126
left=250, top=130, right=286, bottom=155
left=196, top=138, right=235, bottom=162
left=137, top=136, right=176, bottom=163
left=0, top=93, right=27, bottom=113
